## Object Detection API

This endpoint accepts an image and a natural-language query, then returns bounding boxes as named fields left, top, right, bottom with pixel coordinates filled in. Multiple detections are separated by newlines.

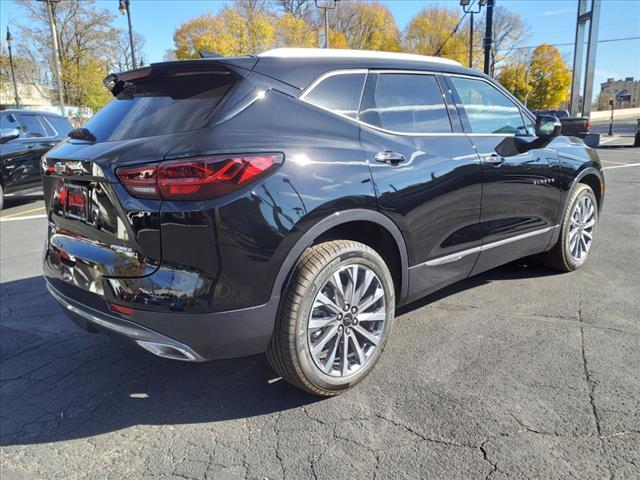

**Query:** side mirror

left=535, top=115, right=562, bottom=138
left=0, top=127, right=20, bottom=144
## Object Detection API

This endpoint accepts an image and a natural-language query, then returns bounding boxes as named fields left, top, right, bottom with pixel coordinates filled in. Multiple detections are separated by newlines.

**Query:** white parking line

left=0, top=214, right=48, bottom=222
left=602, top=162, right=640, bottom=170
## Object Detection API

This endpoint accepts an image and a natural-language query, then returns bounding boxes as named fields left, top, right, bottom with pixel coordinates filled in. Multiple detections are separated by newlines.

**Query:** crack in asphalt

left=579, top=305, right=615, bottom=480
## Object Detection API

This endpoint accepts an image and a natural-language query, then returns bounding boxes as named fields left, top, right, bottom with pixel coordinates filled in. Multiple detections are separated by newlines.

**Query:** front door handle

left=484, top=154, right=505, bottom=166
left=375, top=151, right=405, bottom=165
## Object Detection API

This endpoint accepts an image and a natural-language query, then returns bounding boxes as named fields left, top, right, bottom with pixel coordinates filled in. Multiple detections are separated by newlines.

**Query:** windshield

left=85, top=70, right=236, bottom=142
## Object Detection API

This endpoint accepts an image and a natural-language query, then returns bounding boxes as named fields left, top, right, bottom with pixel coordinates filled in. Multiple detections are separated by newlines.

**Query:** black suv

left=0, top=109, right=72, bottom=209
left=43, top=49, right=604, bottom=396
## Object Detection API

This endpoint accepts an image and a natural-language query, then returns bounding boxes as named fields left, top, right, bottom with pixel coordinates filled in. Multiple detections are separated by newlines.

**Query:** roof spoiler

left=103, top=55, right=259, bottom=96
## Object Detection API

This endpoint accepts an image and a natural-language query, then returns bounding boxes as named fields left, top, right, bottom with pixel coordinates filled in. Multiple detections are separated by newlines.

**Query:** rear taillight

left=586, top=117, right=591, bottom=130
left=116, top=153, right=282, bottom=200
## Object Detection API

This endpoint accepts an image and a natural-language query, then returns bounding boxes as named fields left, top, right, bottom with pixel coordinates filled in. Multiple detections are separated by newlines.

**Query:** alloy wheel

left=307, top=264, right=386, bottom=377
left=568, top=195, right=595, bottom=262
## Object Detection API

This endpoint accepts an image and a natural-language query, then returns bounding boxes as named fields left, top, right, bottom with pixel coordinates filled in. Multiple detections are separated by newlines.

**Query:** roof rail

left=259, top=48, right=462, bottom=66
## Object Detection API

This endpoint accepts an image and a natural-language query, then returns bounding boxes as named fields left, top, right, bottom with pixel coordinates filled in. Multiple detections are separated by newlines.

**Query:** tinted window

left=360, top=73, right=452, bottom=133
left=45, top=116, right=72, bottom=137
left=85, top=71, right=236, bottom=142
left=450, top=77, right=527, bottom=135
left=20, top=114, right=48, bottom=137
left=303, top=73, right=365, bottom=119
left=0, top=113, right=20, bottom=130
left=39, top=116, right=57, bottom=136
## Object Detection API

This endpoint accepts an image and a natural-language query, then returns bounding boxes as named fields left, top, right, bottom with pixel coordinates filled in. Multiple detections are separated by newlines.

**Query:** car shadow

left=1, top=260, right=558, bottom=447
left=1, top=192, right=44, bottom=210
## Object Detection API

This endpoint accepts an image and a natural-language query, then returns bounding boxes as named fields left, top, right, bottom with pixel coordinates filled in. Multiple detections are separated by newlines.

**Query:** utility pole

left=483, top=0, right=494, bottom=76
left=119, top=0, right=137, bottom=69
left=39, top=0, right=65, bottom=115
left=315, top=0, right=338, bottom=48
left=6, top=27, right=20, bottom=108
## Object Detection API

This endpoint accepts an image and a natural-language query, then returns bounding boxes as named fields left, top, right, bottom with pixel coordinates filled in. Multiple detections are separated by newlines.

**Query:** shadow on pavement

left=1, top=193, right=44, bottom=211
left=1, top=260, right=559, bottom=447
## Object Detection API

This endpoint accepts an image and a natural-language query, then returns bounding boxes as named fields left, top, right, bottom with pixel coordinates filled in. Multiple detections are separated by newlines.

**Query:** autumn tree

left=173, top=4, right=275, bottom=58
left=476, top=6, right=530, bottom=76
left=404, top=6, right=470, bottom=64
left=526, top=44, right=571, bottom=110
left=498, top=63, right=531, bottom=104
left=16, top=0, right=140, bottom=111
left=274, top=0, right=314, bottom=19
left=329, top=1, right=400, bottom=51
left=275, top=13, right=317, bottom=48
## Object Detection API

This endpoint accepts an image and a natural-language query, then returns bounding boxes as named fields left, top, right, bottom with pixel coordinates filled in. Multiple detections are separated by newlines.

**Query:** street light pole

left=460, top=0, right=486, bottom=69
left=6, top=27, right=20, bottom=108
left=608, top=99, right=614, bottom=136
left=468, top=12, right=474, bottom=68
left=119, top=0, right=137, bottom=69
left=483, top=0, right=494, bottom=76
left=315, top=0, right=338, bottom=48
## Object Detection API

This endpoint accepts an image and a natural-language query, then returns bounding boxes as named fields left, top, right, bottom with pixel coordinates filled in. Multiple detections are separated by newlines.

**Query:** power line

left=444, top=36, right=640, bottom=56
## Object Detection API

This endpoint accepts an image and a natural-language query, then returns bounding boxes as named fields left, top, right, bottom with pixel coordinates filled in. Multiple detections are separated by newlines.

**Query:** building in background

left=597, top=77, right=640, bottom=110
left=1, top=81, right=93, bottom=127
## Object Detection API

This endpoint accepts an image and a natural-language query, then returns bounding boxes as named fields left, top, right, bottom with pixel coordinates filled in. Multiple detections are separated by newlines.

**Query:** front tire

left=267, top=240, right=395, bottom=397
left=542, top=183, right=598, bottom=272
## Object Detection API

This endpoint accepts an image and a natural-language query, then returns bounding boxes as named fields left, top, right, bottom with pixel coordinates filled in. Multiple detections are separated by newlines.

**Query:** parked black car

left=42, top=49, right=604, bottom=396
left=0, top=109, right=72, bottom=209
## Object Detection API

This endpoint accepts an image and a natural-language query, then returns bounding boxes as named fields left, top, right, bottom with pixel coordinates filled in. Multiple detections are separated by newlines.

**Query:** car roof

left=2, top=109, right=67, bottom=119
left=253, top=48, right=483, bottom=90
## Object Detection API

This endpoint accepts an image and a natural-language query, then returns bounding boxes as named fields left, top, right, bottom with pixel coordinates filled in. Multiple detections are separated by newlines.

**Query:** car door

left=0, top=112, right=32, bottom=192
left=446, top=75, right=564, bottom=275
left=359, top=71, right=484, bottom=303
left=16, top=113, right=59, bottom=187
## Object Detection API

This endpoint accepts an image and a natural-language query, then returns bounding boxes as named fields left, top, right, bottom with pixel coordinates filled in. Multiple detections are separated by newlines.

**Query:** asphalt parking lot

left=1, top=148, right=639, bottom=480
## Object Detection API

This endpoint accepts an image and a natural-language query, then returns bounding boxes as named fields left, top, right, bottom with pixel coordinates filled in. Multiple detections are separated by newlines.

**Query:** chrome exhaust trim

left=47, top=282, right=205, bottom=362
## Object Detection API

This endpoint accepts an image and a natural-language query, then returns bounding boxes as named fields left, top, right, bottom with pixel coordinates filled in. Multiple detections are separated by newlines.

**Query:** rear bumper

left=46, top=280, right=279, bottom=361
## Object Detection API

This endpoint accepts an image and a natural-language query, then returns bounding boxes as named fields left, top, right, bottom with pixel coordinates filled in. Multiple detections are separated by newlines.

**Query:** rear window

left=302, top=73, right=366, bottom=119
left=46, top=116, right=72, bottom=137
left=85, top=70, right=236, bottom=142
left=20, top=114, right=48, bottom=138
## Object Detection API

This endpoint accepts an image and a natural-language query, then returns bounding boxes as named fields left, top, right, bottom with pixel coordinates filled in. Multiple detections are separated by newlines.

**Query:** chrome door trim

left=422, top=225, right=558, bottom=267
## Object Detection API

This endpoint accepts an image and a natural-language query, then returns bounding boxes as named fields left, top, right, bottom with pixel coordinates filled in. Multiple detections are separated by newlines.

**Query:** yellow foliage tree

left=527, top=44, right=571, bottom=110
left=275, top=13, right=316, bottom=48
left=404, top=6, right=470, bottom=64
left=174, top=7, right=275, bottom=59
left=328, top=29, right=349, bottom=49
left=498, top=63, right=531, bottom=104
left=330, top=1, right=400, bottom=51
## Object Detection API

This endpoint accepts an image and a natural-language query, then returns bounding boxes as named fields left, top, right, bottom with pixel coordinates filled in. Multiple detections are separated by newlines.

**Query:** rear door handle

left=375, top=151, right=405, bottom=165
left=484, top=154, right=505, bottom=166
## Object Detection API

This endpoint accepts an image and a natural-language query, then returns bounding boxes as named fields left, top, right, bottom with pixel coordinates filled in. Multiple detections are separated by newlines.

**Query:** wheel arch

left=576, top=170, right=604, bottom=212
left=270, top=209, right=409, bottom=304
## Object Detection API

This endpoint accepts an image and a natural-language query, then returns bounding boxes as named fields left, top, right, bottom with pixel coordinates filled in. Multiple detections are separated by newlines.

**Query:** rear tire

left=541, top=183, right=598, bottom=272
left=267, top=240, right=395, bottom=397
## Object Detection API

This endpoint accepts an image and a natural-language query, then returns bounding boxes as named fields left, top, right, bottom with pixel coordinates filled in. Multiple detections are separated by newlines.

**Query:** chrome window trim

left=300, top=68, right=465, bottom=137
left=298, top=68, right=536, bottom=138
left=422, top=225, right=558, bottom=267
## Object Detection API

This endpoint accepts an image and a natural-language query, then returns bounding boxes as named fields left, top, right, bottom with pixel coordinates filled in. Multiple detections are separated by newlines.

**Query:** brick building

left=597, top=77, right=640, bottom=110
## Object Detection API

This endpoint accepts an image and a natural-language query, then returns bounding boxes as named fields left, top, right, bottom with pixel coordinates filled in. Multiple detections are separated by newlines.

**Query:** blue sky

left=1, top=0, right=639, bottom=97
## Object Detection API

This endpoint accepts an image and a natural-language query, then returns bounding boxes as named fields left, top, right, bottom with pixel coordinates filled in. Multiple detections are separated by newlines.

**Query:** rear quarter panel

left=161, top=89, right=378, bottom=310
